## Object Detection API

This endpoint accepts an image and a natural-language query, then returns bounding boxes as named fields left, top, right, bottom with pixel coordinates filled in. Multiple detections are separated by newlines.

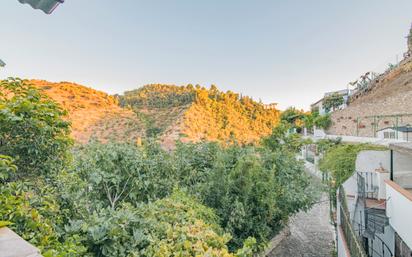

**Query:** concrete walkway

left=267, top=169, right=335, bottom=257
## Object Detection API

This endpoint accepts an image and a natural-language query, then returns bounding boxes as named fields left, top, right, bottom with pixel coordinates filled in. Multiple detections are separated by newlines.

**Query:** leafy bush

left=0, top=155, right=17, bottom=182
left=60, top=140, right=176, bottom=215
left=173, top=138, right=314, bottom=250
left=0, top=179, right=87, bottom=256
left=64, top=191, right=245, bottom=257
left=319, top=144, right=386, bottom=187
left=0, top=78, right=72, bottom=178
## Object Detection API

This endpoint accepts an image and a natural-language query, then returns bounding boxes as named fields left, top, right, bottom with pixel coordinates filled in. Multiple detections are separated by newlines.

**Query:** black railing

left=352, top=219, right=393, bottom=257
left=357, top=172, right=378, bottom=200
left=339, top=186, right=368, bottom=257
left=339, top=185, right=393, bottom=257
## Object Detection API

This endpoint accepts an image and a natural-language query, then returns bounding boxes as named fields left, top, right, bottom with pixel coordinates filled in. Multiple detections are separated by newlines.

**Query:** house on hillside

left=336, top=143, right=412, bottom=257
left=311, top=89, right=353, bottom=115
left=377, top=126, right=412, bottom=141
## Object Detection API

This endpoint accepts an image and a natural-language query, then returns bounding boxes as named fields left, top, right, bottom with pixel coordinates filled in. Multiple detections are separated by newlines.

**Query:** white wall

left=386, top=182, right=412, bottom=249
left=355, top=150, right=391, bottom=199
left=356, top=150, right=390, bottom=173
left=393, top=151, right=412, bottom=173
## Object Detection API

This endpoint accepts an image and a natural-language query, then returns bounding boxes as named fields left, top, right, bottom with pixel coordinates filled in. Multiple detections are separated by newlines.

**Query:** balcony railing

left=357, top=172, right=379, bottom=200
left=340, top=185, right=393, bottom=257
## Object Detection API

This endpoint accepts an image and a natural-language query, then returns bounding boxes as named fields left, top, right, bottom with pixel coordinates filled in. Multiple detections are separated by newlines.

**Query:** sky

left=1, top=0, right=412, bottom=110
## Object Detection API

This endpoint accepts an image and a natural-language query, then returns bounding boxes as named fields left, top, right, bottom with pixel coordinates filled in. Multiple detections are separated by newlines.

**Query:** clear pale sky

left=1, top=0, right=412, bottom=109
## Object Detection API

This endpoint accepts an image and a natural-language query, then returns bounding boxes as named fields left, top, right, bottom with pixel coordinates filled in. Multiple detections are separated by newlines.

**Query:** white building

left=311, top=89, right=353, bottom=115
left=337, top=143, right=412, bottom=257
left=377, top=126, right=412, bottom=142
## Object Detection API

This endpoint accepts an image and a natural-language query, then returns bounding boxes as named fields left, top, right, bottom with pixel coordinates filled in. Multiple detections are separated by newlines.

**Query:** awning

left=18, top=0, right=64, bottom=14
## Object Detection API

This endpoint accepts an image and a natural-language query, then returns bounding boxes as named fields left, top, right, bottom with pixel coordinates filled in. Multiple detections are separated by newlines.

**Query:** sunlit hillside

left=120, top=84, right=281, bottom=148
left=31, top=80, right=144, bottom=143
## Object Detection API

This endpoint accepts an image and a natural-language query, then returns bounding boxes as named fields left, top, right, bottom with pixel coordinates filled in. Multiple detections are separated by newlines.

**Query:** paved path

left=267, top=175, right=335, bottom=257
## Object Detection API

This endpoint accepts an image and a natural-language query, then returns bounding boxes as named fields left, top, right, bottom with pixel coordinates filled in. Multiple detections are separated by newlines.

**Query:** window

left=383, top=131, right=396, bottom=139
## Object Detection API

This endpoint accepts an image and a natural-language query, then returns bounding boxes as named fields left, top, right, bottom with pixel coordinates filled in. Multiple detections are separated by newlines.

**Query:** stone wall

left=327, top=59, right=412, bottom=137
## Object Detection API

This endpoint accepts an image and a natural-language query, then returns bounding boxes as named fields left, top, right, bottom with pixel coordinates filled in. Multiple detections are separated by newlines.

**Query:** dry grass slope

left=31, top=80, right=144, bottom=143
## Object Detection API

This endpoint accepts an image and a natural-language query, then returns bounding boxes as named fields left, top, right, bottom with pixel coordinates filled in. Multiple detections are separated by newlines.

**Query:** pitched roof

left=377, top=126, right=412, bottom=132
left=18, top=0, right=64, bottom=14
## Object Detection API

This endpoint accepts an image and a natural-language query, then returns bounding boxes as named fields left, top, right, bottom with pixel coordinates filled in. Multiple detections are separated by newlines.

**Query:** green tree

left=322, top=93, right=344, bottom=113
left=59, top=140, right=177, bottom=222
left=0, top=78, right=72, bottom=178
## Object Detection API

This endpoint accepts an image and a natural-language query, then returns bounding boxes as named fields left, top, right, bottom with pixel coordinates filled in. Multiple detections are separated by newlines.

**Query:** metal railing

left=339, top=186, right=368, bottom=257
left=339, top=185, right=393, bottom=257
left=357, top=172, right=379, bottom=199
left=352, top=218, right=393, bottom=257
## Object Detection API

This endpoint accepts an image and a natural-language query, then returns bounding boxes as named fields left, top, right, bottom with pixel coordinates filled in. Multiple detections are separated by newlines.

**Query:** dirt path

left=267, top=176, right=335, bottom=257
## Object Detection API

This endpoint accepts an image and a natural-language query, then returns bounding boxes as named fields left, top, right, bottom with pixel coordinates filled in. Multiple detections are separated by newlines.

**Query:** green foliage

left=303, top=111, right=331, bottom=130
left=0, top=78, right=72, bottom=178
left=0, top=179, right=87, bottom=256
left=316, top=138, right=342, bottom=153
left=173, top=138, right=314, bottom=250
left=280, top=107, right=305, bottom=128
left=314, top=114, right=332, bottom=129
left=120, top=84, right=280, bottom=145
left=262, top=122, right=310, bottom=153
left=64, top=191, right=242, bottom=257
left=0, top=81, right=314, bottom=256
left=0, top=155, right=17, bottom=182
left=319, top=144, right=385, bottom=187
left=61, top=140, right=175, bottom=213
left=322, top=93, right=344, bottom=113
left=119, top=84, right=196, bottom=108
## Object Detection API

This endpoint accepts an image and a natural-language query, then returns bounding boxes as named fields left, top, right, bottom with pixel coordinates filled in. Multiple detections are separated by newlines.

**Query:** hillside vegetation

left=30, top=80, right=145, bottom=143
left=0, top=78, right=315, bottom=256
left=120, top=84, right=281, bottom=147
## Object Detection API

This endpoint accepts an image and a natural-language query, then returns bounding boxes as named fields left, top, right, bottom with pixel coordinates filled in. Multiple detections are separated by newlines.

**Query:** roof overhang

left=18, top=0, right=64, bottom=14
left=389, top=142, right=412, bottom=156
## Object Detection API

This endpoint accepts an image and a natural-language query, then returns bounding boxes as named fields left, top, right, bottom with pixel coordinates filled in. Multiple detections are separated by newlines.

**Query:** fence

left=339, top=186, right=368, bottom=257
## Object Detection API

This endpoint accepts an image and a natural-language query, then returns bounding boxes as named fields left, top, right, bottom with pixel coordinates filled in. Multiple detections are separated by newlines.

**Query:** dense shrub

left=0, top=78, right=72, bottom=178
left=59, top=140, right=176, bottom=215
left=173, top=139, right=315, bottom=250
left=0, top=179, right=87, bottom=256
left=67, top=191, right=242, bottom=257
